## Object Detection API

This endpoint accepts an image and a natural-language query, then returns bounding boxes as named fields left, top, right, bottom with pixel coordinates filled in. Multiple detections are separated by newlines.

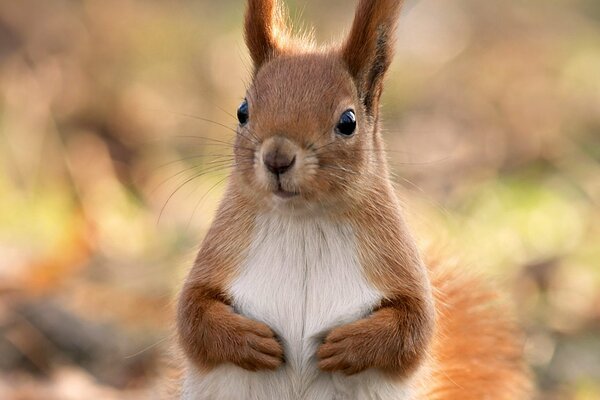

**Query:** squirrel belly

left=181, top=211, right=420, bottom=400
left=176, top=209, right=532, bottom=400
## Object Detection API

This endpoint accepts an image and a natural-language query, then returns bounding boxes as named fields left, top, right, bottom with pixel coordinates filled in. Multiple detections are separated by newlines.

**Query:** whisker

left=168, top=112, right=259, bottom=144
left=312, top=127, right=334, bottom=147
left=186, top=174, right=234, bottom=230
left=171, top=135, right=255, bottom=152
left=154, top=154, right=236, bottom=171
left=151, top=160, right=240, bottom=196
left=124, top=337, right=170, bottom=359
left=390, top=174, right=452, bottom=218
left=156, top=163, right=255, bottom=223
left=142, top=104, right=264, bottom=146
left=157, top=168, right=233, bottom=225
left=313, top=139, right=337, bottom=152
left=141, top=106, right=262, bottom=144
left=316, top=149, right=452, bottom=166
left=237, top=129, right=261, bottom=147
left=320, top=164, right=359, bottom=175
left=215, top=105, right=238, bottom=122
left=207, top=104, right=262, bottom=144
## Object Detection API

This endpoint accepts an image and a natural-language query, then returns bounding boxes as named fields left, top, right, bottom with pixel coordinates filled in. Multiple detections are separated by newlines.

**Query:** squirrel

left=174, top=0, right=532, bottom=399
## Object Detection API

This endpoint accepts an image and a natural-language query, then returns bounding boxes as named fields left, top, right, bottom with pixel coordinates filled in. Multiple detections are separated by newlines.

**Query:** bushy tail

left=424, top=254, right=533, bottom=399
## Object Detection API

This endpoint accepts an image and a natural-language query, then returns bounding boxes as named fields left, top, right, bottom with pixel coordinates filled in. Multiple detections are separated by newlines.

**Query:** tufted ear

left=244, top=0, right=288, bottom=70
left=342, top=0, right=404, bottom=115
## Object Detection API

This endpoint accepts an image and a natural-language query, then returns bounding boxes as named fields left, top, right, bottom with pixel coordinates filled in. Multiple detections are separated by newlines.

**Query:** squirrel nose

left=263, top=150, right=296, bottom=175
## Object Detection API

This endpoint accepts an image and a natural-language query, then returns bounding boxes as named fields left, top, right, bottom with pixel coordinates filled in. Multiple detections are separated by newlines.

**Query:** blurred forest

left=0, top=0, right=599, bottom=399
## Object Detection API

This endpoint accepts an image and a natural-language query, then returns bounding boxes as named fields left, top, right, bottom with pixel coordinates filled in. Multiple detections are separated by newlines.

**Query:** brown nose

left=263, top=149, right=296, bottom=175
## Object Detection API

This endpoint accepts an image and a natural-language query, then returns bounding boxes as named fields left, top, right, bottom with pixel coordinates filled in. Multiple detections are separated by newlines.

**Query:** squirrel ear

left=245, top=0, right=287, bottom=70
left=342, top=0, right=403, bottom=114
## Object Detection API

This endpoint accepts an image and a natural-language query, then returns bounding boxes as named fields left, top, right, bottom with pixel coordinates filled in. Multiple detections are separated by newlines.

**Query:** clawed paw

left=232, top=319, right=285, bottom=371
left=317, top=324, right=370, bottom=375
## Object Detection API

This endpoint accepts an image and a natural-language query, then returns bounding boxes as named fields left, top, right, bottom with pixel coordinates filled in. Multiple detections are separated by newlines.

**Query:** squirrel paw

left=317, top=321, right=374, bottom=375
left=317, top=307, right=430, bottom=377
left=229, top=318, right=285, bottom=371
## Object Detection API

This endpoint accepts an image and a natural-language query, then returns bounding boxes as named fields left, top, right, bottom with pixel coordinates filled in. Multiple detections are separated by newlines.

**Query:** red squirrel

left=175, top=0, right=532, bottom=398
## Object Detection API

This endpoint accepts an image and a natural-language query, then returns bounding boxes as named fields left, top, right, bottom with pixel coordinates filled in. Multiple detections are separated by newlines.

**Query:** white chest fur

left=182, top=213, right=415, bottom=400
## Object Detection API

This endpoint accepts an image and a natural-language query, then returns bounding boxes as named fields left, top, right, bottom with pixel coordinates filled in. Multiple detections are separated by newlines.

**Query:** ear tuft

left=342, top=0, right=404, bottom=114
left=245, top=0, right=288, bottom=70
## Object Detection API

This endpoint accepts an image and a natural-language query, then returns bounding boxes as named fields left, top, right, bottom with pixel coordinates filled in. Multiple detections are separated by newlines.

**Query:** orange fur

left=176, top=186, right=284, bottom=372
left=245, top=0, right=281, bottom=68
left=343, top=0, right=404, bottom=113
left=172, top=0, right=533, bottom=398
left=422, top=254, right=533, bottom=399
left=316, top=184, right=435, bottom=378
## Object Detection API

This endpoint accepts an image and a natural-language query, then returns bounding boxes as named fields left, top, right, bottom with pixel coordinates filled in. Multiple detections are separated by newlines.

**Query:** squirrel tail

left=422, top=253, right=533, bottom=399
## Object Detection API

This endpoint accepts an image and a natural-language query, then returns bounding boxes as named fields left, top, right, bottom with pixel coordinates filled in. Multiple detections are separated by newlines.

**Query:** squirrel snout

left=261, top=136, right=297, bottom=176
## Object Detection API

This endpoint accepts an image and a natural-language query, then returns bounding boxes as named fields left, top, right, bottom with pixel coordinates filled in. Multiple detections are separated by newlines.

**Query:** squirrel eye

left=237, top=99, right=249, bottom=125
left=336, top=109, right=356, bottom=137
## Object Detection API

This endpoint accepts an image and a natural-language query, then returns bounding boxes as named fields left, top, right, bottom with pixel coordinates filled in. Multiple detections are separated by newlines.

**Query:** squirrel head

left=233, top=0, right=403, bottom=212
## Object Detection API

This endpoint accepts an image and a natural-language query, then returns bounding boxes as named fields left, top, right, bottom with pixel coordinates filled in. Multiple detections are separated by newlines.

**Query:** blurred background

left=0, top=0, right=598, bottom=399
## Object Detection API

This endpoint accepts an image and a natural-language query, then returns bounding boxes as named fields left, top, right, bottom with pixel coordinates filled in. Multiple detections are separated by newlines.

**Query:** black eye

left=336, top=109, right=356, bottom=137
left=237, top=99, right=249, bottom=125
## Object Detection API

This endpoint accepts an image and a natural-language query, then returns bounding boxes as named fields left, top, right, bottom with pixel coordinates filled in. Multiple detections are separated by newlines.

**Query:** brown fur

left=244, top=0, right=282, bottom=68
left=174, top=0, right=532, bottom=398
left=176, top=187, right=284, bottom=372
left=245, top=0, right=306, bottom=69
left=343, top=0, right=404, bottom=113
left=235, top=53, right=368, bottom=209
left=316, top=183, right=435, bottom=378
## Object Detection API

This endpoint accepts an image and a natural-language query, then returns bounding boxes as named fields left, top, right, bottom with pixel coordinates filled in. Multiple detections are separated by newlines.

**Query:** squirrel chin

left=273, top=189, right=298, bottom=199
left=265, top=194, right=341, bottom=218
left=268, top=193, right=308, bottom=213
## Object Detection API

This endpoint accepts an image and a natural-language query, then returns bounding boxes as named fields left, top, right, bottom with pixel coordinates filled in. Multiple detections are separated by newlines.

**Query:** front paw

left=317, top=321, right=373, bottom=375
left=229, top=317, right=285, bottom=371
left=318, top=307, right=431, bottom=377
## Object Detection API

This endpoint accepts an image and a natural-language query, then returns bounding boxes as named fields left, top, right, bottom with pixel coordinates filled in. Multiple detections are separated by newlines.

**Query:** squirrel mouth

left=273, top=182, right=299, bottom=199
left=274, top=189, right=298, bottom=199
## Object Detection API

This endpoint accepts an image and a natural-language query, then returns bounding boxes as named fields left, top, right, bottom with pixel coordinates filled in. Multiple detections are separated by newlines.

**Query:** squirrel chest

left=182, top=212, right=417, bottom=400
